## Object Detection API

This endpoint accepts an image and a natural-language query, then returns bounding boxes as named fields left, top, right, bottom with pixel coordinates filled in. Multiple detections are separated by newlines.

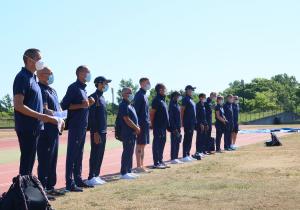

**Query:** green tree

left=0, top=94, right=13, bottom=114
left=116, top=79, right=139, bottom=104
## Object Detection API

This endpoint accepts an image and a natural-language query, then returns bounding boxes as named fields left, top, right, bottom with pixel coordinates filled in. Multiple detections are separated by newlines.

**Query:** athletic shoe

left=231, top=144, right=237, bottom=150
left=182, top=156, right=192, bottom=162
left=134, top=167, right=147, bottom=173
left=129, top=173, right=139, bottom=177
left=170, top=159, right=183, bottom=164
left=225, top=148, right=233, bottom=151
left=65, top=184, right=83, bottom=192
left=120, top=173, right=136, bottom=180
left=76, top=180, right=94, bottom=188
left=153, top=164, right=167, bottom=169
left=96, top=177, right=107, bottom=184
left=176, top=159, right=184, bottom=164
left=46, top=189, right=66, bottom=196
left=199, top=153, right=206, bottom=158
left=160, top=162, right=171, bottom=168
left=189, top=156, right=197, bottom=161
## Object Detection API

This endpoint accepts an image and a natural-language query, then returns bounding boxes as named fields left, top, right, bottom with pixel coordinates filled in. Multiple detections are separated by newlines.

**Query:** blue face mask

left=48, top=74, right=54, bottom=85
left=85, top=73, right=92, bottom=83
left=128, top=94, right=134, bottom=102
left=103, top=84, right=109, bottom=92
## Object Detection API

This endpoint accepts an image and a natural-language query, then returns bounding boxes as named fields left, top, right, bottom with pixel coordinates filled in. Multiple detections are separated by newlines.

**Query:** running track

left=0, top=126, right=290, bottom=194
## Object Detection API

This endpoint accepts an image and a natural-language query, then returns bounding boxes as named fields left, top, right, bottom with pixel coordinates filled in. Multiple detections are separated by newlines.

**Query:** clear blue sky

left=1, top=0, right=299, bottom=102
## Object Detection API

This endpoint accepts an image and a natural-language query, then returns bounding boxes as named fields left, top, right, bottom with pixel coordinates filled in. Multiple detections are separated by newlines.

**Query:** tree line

left=1, top=73, right=299, bottom=118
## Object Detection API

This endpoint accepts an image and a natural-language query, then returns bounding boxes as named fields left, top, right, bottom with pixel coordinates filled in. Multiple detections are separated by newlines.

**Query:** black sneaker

left=47, top=189, right=66, bottom=196
left=76, top=181, right=94, bottom=188
left=65, top=184, right=83, bottom=192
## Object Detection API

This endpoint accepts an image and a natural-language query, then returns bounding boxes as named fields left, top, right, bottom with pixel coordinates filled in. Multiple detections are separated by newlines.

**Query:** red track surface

left=0, top=126, right=289, bottom=194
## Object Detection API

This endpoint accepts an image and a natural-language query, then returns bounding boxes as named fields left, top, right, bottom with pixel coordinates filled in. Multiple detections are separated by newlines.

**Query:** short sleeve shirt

left=13, top=67, right=43, bottom=132
left=119, top=99, right=139, bottom=139
left=151, top=95, right=169, bottom=130
left=182, top=96, right=197, bottom=129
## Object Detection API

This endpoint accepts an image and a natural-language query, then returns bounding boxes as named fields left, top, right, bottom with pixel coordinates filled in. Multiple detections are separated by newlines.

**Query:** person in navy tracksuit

left=13, top=49, right=57, bottom=177
left=231, top=95, right=240, bottom=150
left=61, top=65, right=95, bottom=192
left=181, top=85, right=197, bottom=162
left=168, top=91, right=182, bottom=164
left=133, top=77, right=151, bottom=173
left=37, top=67, right=65, bottom=197
left=119, top=87, right=140, bottom=179
left=215, top=96, right=227, bottom=152
left=204, top=92, right=217, bottom=143
left=150, top=83, right=170, bottom=169
left=86, top=76, right=112, bottom=186
left=223, top=95, right=234, bottom=151
left=195, top=93, right=208, bottom=156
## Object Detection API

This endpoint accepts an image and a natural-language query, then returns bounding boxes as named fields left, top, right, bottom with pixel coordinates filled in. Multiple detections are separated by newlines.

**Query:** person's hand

left=135, top=127, right=141, bottom=135
left=88, top=97, right=95, bottom=106
left=44, top=109, right=54, bottom=116
left=60, top=120, right=65, bottom=133
left=200, top=124, right=204, bottom=132
left=82, top=99, right=89, bottom=108
left=39, top=114, right=58, bottom=125
left=93, top=132, right=101, bottom=144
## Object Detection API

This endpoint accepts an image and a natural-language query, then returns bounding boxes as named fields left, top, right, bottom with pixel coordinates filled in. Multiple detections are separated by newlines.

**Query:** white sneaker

left=175, top=159, right=184, bottom=164
left=120, top=173, right=136, bottom=180
left=170, top=159, right=179, bottom=164
left=199, top=153, right=206, bottom=158
left=182, top=156, right=192, bottom=162
left=85, top=177, right=101, bottom=186
left=96, top=177, right=107, bottom=184
left=189, top=156, right=197, bottom=161
left=129, top=173, right=139, bottom=177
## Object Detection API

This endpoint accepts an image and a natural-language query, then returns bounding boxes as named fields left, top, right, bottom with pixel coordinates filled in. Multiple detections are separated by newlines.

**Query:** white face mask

left=143, top=83, right=151, bottom=91
left=35, top=60, right=45, bottom=71
left=24, top=55, right=45, bottom=71
left=128, top=94, right=134, bottom=102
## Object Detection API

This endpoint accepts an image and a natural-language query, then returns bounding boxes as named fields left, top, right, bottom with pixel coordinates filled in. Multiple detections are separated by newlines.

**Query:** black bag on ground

left=0, top=175, right=53, bottom=210
left=114, top=112, right=122, bottom=141
left=265, top=133, right=282, bottom=147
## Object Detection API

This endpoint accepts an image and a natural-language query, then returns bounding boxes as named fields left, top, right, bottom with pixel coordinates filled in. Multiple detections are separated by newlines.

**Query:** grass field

left=51, top=133, right=300, bottom=210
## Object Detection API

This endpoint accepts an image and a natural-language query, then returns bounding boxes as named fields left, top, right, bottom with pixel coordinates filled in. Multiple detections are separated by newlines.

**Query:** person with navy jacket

left=215, top=95, right=227, bottom=152
left=61, top=65, right=95, bottom=192
left=85, top=76, right=112, bottom=187
left=37, top=67, right=65, bottom=197
left=13, top=48, right=57, bottom=176
left=133, top=77, right=151, bottom=173
left=231, top=95, right=240, bottom=150
left=150, top=83, right=170, bottom=169
left=204, top=92, right=217, bottom=141
left=168, top=91, right=183, bottom=164
left=181, top=85, right=197, bottom=162
left=118, top=87, right=140, bottom=180
left=223, top=94, right=234, bottom=151
left=195, top=93, right=208, bottom=157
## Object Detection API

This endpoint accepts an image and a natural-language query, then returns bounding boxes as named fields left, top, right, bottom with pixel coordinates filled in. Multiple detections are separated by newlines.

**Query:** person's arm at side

left=123, top=116, right=140, bottom=135
left=150, top=108, right=156, bottom=129
left=14, top=94, right=57, bottom=124
left=216, top=110, right=226, bottom=124
left=180, top=106, right=185, bottom=127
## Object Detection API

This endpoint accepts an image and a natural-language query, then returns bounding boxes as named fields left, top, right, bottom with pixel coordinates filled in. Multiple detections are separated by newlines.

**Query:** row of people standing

left=12, top=48, right=240, bottom=199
